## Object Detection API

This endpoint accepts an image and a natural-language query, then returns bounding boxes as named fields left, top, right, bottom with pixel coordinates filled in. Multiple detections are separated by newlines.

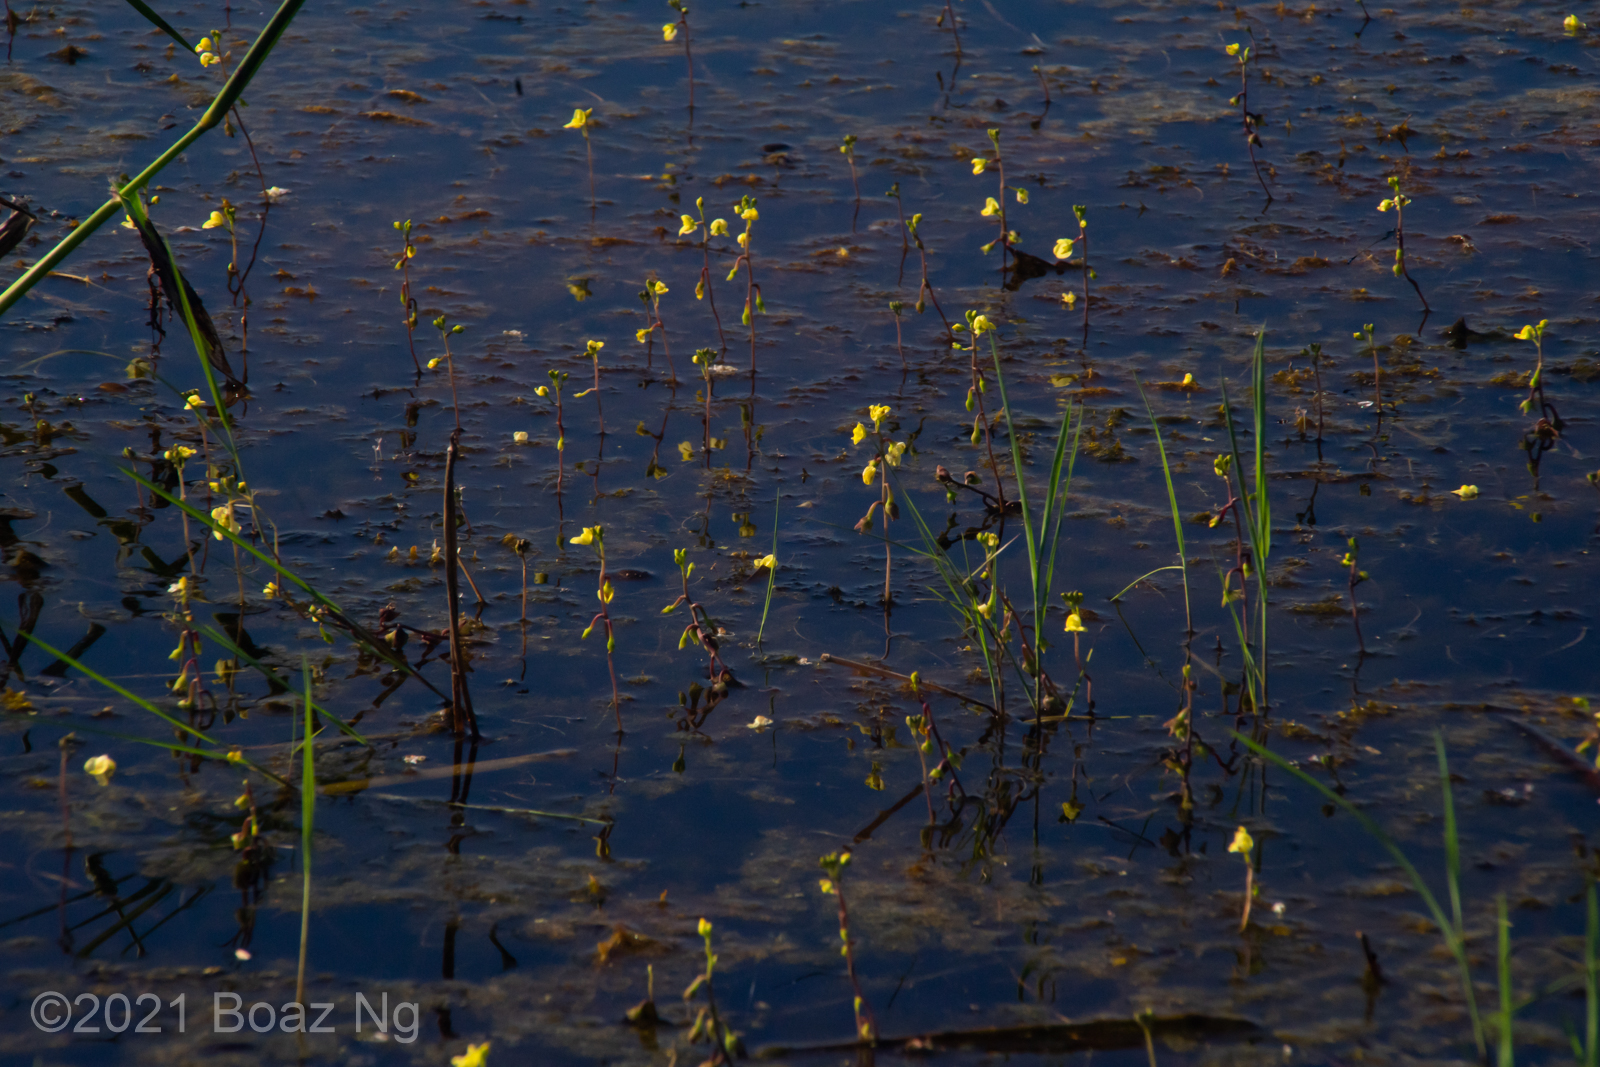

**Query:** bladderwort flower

left=679, top=214, right=697, bottom=236
left=1565, top=13, right=1586, bottom=32
left=851, top=422, right=868, bottom=445
left=1229, top=825, right=1254, bottom=857
left=662, top=21, right=679, bottom=40
left=971, top=157, right=988, bottom=175
left=450, top=1043, right=491, bottom=1067
left=1451, top=484, right=1480, bottom=499
left=210, top=502, right=242, bottom=540
left=980, top=196, right=1000, bottom=217
left=571, top=526, right=599, bottom=546
left=84, top=754, right=116, bottom=785
left=195, top=36, right=221, bottom=67
left=1053, top=237, right=1075, bottom=260
left=513, top=431, right=530, bottom=444
left=1015, top=187, right=1029, bottom=205
left=753, top=553, right=777, bottom=571
left=710, top=218, right=729, bottom=236
left=861, top=461, right=878, bottom=485
left=1064, top=611, right=1086, bottom=633
left=869, top=403, right=891, bottom=427
left=203, top=210, right=228, bottom=230
left=563, top=107, right=593, bottom=131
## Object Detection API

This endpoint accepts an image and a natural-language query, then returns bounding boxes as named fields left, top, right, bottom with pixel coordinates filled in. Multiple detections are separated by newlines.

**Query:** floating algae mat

left=1, top=0, right=1599, bottom=1064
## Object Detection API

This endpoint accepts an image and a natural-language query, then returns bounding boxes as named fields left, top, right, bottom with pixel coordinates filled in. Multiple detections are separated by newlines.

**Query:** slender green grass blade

left=296, top=659, right=314, bottom=1006
left=121, top=0, right=192, bottom=50
left=1497, top=893, right=1514, bottom=1067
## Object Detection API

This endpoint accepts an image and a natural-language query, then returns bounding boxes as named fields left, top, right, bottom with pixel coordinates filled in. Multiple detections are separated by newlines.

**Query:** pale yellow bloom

left=210, top=503, right=241, bottom=541
left=598, top=580, right=615, bottom=604
left=885, top=440, right=907, bottom=466
left=535, top=385, right=551, bottom=396
left=698, top=917, right=713, bottom=937
left=1228, top=825, right=1254, bottom=855
left=451, top=1043, right=491, bottom=1067
left=1061, top=291, right=1077, bottom=307
left=563, top=107, right=593, bottom=131
left=1451, top=485, right=1480, bottom=499
left=678, top=441, right=695, bottom=461
left=648, top=279, right=668, bottom=295
left=1225, top=42, right=1241, bottom=56
left=679, top=214, right=697, bottom=236
left=851, top=422, right=868, bottom=445
left=737, top=232, right=750, bottom=249
left=869, top=403, right=891, bottom=425
left=570, top=526, right=599, bottom=546
left=753, top=554, right=777, bottom=570
left=740, top=207, right=759, bottom=222
left=980, top=197, right=1000, bottom=217
left=1015, top=187, right=1029, bottom=205
left=1565, top=13, right=1585, bottom=32
left=185, top=394, right=205, bottom=409
left=1053, top=237, right=1075, bottom=260
left=1182, top=373, right=1195, bottom=386
left=513, top=431, right=530, bottom=444
left=427, top=357, right=443, bottom=370
left=635, top=328, right=652, bottom=344
left=586, top=339, right=604, bottom=357
left=710, top=218, right=729, bottom=236
left=861, top=461, right=878, bottom=486
left=1514, top=320, right=1547, bottom=341
left=1064, top=612, right=1085, bottom=633
left=195, top=37, right=212, bottom=53
left=263, top=581, right=280, bottom=599
left=971, top=158, right=988, bottom=175
left=84, top=755, right=116, bottom=784
left=662, top=22, right=679, bottom=41
left=203, top=210, right=227, bottom=230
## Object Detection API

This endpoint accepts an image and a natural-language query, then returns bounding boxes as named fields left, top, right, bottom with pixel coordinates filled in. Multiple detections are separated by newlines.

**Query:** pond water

left=2, top=0, right=1599, bottom=1064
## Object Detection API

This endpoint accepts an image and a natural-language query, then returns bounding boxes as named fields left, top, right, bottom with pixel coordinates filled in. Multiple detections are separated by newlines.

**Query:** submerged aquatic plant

left=724, top=195, right=764, bottom=373
left=680, top=918, right=741, bottom=1064
left=663, top=0, right=695, bottom=112
left=571, top=524, right=622, bottom=731
left=1223, top=41, right=1273, bottom=202
left=1514, top=319, right=1564, bottom=469
left=818, top=852, right=875, bottom=1043
left=1377, top=175, right=1430, bottom=312
left=679, top=197, right=728, bottom=350
left=849, top=403, right=908, bottom=604
left=392, top=219, right=422, bottom=374
left=563, top=106, right=597, bottom=210
left=1228, top=825, right=1256, bottom=933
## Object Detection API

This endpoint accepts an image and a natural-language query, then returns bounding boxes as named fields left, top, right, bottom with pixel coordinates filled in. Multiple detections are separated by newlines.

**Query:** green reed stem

left=121, top=0, right=192, bottom=50
left=1235, top=729, right=1487, bottom=1057
left=296, top=659, right=315, bottom=1006
left=0, top=0, right=307, bottom=319
left=757, top=491, right=779, bottom=648
left=1497, top=893, right=1514, bottom=1067
left=1136, top=378, right=1192, bottom=635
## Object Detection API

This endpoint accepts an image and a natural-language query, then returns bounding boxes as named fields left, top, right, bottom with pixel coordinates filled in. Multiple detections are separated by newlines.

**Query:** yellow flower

left=121, top=216, right=138, bottom=230
left=1228, top=825, right=1254, bottom=856
left=1451, top=484, right=1480, bottom=499
left=203, top=210, right=227, bottom=229
left=586, top=339, right=604, bottom=357
left=1015, top=187, right=1029, bottom=205
left=740, top=207, right=759, bottom=222
left=427, top=357, right=443, bottom=370
left=210, top=503, right=241, bottom=541
left=679, top=214, right=697, bottom=236
left=662, top=22, right=679, bottom=41
left=563, top=107, right=592, bottom=131
left=84, top=755, right=116, bottom=785
left=971, top=158, right=988, bottom=175
left=710, top=218, right=729, bottom=236
left=1182, top=372, right=1195, bottom=386
left=165, top=444, right=197, bottom=463
left=195, top=37, right=212, bottom=53
left=869, top=403, right=891, bottom=426
left=861, top=461, right=878, bottom=485
left=1064, top=612, right=1085, bottom=633
left=753, top=554, right=777, bottom=571
left=971, top=314, right=994, bottom=335
left=1565, top=13, right=1585, bottom=32
left=1377, top=198, right=1395, bottom=212
left=635, top=328, right=652, bottom=344
left=1061, top=291, right=1077, bottom=307
left=599, top=580, right=615, bottom=604
left=737, top=231, right=750, bottom=249
left=1225, top=42, right=1241, bottom=56
left=885, top=440, right=907, bottom=466
left=851, top=422, right=868, bottom=445
left=570, top=526, right=599, bottom=546
left=263, top=581, right=280, bottom=599
left=513, top=431, right=530, bottom=444
left=648, top=279, right=669, bottom=296
left=199, top=52, right=220, bottom=67
left=980, top=197, right=1000, bottom=217
left=1514, top=320, right=1546, bottom=341
left=535, top=385, right=550, bottom=397
left=678, top=441, right=695, bottom=461
left=451, top=1043, right=491, bottom=1067
left=1053, top=237, right=1075, bottom=260
left=185, top=394, right=205, bottom=409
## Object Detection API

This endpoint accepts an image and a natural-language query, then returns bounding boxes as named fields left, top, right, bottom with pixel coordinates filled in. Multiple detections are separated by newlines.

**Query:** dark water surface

left=1, top=0, right=1599, bottom=1063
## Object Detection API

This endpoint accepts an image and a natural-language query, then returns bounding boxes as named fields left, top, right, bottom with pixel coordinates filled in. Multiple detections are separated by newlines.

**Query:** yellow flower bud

left=1228, top=825, right=1254, bottom=855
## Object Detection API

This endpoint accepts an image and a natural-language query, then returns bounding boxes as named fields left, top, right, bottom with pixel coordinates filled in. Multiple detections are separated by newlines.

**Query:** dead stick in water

left=819, top=653, right=995, bottom=714
left=443, top=428, right=479, bottom=739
